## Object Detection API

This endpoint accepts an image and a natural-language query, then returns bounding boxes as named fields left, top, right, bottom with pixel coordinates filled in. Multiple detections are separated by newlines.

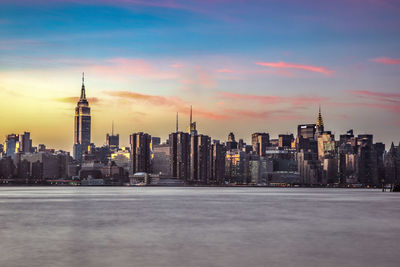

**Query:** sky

left=0, top=0, right=399, bottom=151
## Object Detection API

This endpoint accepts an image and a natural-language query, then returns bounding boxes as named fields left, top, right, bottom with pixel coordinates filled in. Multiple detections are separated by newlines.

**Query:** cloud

left=370, top=57, right=400, bottom=65
left=89, top=58, right=178, bottom=80
left=219, top=91, right=328, bottom=107
left=349, top=90, right=400, bottom=99
left=103, top=90, right=228, bottom=120
left=0, top=39, right=43, bottom=50
left=326, top=90, right=400, bottom=114
left=170, top=63, right=184, bottom=68
left=216, top=68, right=235, bottom=73
left=180, top=106, right=231, bottom=120
left=179, top=66, right=216, bottom=92
left=347, top=90, right=400, bottom=113
left=256, top=61, right=334, bottom=75
left=55, top=97, right=100, bottom=104
left=221, top=108, right=303, bottom=120
left=103, top=91, right=184, bottom=107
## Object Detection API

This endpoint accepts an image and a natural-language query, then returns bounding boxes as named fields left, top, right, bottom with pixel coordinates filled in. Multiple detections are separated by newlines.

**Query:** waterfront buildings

left=1, top=93, right=399, bottom=188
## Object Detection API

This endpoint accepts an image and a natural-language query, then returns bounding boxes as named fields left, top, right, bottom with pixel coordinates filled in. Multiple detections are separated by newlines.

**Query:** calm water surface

left=0, top=187, right=399, bottom=267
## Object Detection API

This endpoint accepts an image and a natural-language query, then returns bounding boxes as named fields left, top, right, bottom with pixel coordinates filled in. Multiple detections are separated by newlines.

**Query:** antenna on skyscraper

left=176, top=112, right=179, bottom=132
left=80, top=72, right=86, bottom=100
left=112, top=120, right=114, bottom=136
left=190, top=105, right=192, bottom=126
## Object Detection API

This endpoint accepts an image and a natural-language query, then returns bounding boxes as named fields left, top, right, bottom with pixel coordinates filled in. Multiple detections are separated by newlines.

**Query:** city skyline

left=1, top=0, right=399, bottom=151
left=1, top=72, right=399, bottom=152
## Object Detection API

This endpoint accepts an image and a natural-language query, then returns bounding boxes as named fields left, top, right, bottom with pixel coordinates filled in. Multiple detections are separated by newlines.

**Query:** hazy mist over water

left=0, top=187, right=399, bottom=267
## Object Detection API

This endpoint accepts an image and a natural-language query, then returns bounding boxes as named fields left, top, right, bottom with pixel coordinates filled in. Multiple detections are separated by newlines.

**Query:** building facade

left=74, top=73, right=91, bottom=160
left=130, top=132, right=151, bottom=174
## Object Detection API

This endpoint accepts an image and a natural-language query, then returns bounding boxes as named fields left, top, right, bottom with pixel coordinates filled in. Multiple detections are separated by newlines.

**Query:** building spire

left=112, top=120, right=114, bottom=136
left=190, top=105, right=192, bottom=126
left=80, top=72, right=86, bottom=100
left=316, top=104, right=324, bottom=127
left=176, top=112, right=179, bottom=132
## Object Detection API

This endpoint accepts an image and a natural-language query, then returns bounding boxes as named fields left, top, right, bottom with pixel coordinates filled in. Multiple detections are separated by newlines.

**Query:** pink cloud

left=256, top=61, right=334, bottom=75
left=370, top=57, right=400, bottom=65
left=222, top=108, right=304, bottom=121
left=216, top=68, right=235, bottom=73
left=330, top=101, right=400, bottom=114
left=326, top=90, right=400, bottom=114
left=219, top=91, right=328, bottom=107
left=178, top=106, right=231, bottom=120
left=103, top=90, right=228, bottom=120
left=103, top=91, right=184, bottom=107
left=179, top=66, right=216, bottom=92
left=170, top=63, right=184, bottom=68
left=219, top=91, right=281, bottom=104
left=349, top=90, right=400, bottom=99
left=89, top=58, right=177, bottom=80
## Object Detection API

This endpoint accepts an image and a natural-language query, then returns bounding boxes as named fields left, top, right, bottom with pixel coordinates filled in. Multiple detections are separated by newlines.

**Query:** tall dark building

left=252, top=133, right=270, bottom=156
left=74, top=73, right=91, bottom=160
left=130, top=132, right=151, bottom=174
left=278, top=134, right=294, bottom=149
left=169, top=132, right=190, bottom=180
left=5, top=134, right=19, bottom=159
left=211, top=143, right=226, bottom=184
left=106, top=134, right=119, bottom=150
left=190, top=134, right=211, bottom=183
left=106, top=122, right=119, bottom=150
left=296, top=124, right=317, bottom=153
left=20, top=132, right=32, bottom=153
left=297, top=124, right=316, bottom=140
left=340, top=130, right=354, bottom=145
left=226, top=132, right=238, bottom=150
left=151, top=137, right=161, bottom=146
left=384, top=143, right=400, bottom=185
left=357, top=135, right=378, bottom=185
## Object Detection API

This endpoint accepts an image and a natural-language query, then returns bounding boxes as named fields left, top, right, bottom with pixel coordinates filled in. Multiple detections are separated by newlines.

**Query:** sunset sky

left=1, top=0, right=399, bottom=151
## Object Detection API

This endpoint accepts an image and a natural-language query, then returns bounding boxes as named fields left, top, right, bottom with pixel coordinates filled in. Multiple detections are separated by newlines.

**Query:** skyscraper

left=190, top=134, right=211, bottom=183
left=226, top=132, right=238, bottom=150
left=130, top=132, right=152, bottom=174
left=297, top=124, right=316, bottom=140
left=278, top=134, right=294, bottom=149
left=169, top=131, right=190, bottom=180
left=20, top=132, right=32, bottom=153
left=106, top=121, right=119, bottom=150
left=211, top=142, right=226, bottom=184
left=5, top=134, right=19, bottom=159
left=252, top=133, right=270, bottom=156
left=316, top=106, right=324, bottom=137
left=73, top=73, right=91, bottom=161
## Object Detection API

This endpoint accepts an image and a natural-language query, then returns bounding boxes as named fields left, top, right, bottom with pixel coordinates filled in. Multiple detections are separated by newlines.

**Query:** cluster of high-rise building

left=1, top=75, right=399, bottom=188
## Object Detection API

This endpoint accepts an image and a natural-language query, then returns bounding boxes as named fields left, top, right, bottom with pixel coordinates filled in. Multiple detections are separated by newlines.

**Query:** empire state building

left=73, top=73, right=91, bottom=160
